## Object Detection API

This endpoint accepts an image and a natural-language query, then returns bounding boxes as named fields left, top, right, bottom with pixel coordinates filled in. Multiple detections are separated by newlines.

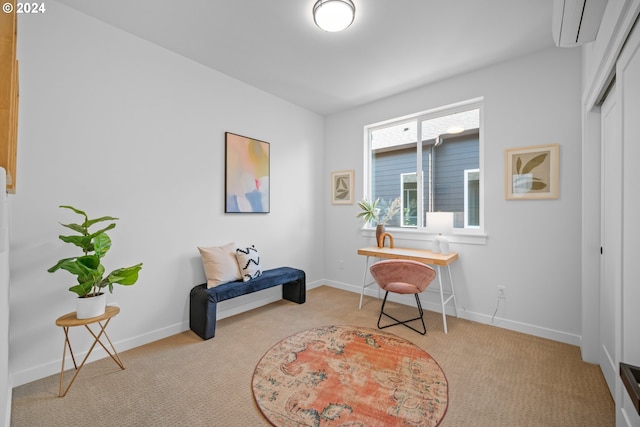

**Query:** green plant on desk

left=357, top=198, right=401, bottom=226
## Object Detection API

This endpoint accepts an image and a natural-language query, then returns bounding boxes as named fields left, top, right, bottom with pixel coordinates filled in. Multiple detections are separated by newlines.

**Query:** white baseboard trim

left=10, top=320, right=189, bottom=388
left=2, top=379, right=11, bottom=427
left=620, top=385, right=640, bottom=427
left=461, top=308, right=581, bottom=346
left=11, top=278, right=578, bottom=387
left=216, top=279, right=323, bottom=320
left=322, top=280, right=582, bottom=346
left=11, top=279, right=326, bottom=388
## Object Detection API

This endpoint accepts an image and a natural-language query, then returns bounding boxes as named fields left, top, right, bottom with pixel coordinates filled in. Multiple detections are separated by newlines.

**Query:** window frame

left=362, top=98, right=486, bottom=244
left=464, top=168, right=480, bottom=229
left=400, top=172, right=418, bottom=227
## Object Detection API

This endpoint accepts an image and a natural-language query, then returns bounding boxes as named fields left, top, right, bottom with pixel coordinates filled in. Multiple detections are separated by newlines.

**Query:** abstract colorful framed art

left=225, top=132, right=270, bottom=213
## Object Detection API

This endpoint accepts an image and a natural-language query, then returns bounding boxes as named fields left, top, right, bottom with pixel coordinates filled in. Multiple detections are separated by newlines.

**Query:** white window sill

left=361, top=227, right=488, bottom=245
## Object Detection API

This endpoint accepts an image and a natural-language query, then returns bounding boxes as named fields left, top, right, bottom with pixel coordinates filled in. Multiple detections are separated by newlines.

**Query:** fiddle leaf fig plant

left=47, top=205, right=143, bottom=298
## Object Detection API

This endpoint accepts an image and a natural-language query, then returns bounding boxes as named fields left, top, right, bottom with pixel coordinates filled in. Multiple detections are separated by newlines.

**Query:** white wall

left=1, top=168, right=10, bottom=426
left=9, top=1, right=324, bottom=387
left=323, top=47, right=583, bottom=344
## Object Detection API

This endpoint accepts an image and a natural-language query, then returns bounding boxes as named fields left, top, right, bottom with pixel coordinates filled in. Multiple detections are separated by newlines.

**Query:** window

left=401, top=173, right=418, bottom=226
left=464, top=169, right=480, bottom=228
left=365, top=99, right=483, bottom=233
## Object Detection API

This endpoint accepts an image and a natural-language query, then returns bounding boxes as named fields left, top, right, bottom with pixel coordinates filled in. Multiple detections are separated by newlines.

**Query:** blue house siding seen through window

left=372, top=132, right=479, bottom=228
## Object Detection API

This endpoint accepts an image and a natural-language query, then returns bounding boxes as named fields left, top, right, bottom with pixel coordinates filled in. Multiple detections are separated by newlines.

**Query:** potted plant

left=357, top=197, right=401, bottom=243
left=47, top=205, right=143, bottom=319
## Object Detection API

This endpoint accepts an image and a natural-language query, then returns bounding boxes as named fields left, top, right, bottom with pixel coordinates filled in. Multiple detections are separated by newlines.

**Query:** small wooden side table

left=55, top=305, right=125, bottom=397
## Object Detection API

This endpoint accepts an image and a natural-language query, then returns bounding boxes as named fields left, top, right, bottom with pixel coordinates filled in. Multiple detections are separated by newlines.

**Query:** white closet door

left=618, top=19, right=640, bottom=427
left=600, top=84, right=622, bottom=400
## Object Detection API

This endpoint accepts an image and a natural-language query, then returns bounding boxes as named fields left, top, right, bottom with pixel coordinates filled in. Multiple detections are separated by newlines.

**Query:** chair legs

left=377, top=291, right=426, bottom=335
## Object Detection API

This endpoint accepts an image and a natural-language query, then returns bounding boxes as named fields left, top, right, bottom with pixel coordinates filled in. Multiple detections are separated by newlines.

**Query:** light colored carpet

left=11, top=286, right=614, bottom=426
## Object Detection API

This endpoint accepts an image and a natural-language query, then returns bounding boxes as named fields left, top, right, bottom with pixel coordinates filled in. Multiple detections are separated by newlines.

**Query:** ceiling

left=55, top=0, right=556, bottom=116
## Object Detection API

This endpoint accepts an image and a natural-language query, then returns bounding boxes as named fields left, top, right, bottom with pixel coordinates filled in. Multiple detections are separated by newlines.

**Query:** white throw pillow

left=198, top=242, right=242, bottom=288
left=235, top=245, right=262, bottom=282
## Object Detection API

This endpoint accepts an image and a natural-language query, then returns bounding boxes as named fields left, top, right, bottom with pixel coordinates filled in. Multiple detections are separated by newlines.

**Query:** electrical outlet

left=497, top=286, right=506, bottom=299
left=338, top=260, right=344, bottom=270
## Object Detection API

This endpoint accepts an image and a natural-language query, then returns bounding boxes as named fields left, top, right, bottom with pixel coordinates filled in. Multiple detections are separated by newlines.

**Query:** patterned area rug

left=252, top=325, right=448, bottom=426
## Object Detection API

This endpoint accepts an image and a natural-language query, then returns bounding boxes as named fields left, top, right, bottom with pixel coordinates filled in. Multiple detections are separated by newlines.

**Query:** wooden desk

left=55, top=306, right=125, bottom=397
left=357, top=246, right=459, bottom=333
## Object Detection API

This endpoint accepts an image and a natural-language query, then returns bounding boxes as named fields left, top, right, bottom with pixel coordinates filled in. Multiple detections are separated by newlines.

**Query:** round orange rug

left=252, top=325, right=448, bottom=426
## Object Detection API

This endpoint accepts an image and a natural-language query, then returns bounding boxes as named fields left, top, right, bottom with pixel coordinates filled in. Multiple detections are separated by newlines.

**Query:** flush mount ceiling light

left=313, top=0, right=355, bottom=32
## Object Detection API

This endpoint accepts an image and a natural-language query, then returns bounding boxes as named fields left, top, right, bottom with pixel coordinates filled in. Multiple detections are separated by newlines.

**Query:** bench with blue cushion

left=189, top=267, right=305, bottom=340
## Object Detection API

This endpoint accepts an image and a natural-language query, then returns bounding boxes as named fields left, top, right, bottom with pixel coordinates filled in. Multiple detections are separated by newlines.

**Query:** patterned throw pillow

left=235, top=245, right=262, bottom=282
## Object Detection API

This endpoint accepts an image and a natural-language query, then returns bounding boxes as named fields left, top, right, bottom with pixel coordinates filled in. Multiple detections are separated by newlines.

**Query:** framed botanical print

left=505, top=144, right=559, bottom=200
left=331, top=170, right=354, bottom=205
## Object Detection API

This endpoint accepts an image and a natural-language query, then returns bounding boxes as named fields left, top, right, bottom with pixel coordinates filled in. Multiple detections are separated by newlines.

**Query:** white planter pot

left=76, top=293, right=106, bottom=319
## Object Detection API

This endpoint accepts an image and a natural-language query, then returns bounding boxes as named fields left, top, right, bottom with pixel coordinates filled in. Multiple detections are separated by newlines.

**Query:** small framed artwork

left=331, top=170, right=354, bottom=205
left=505, top=144, right=559, bottom=200
left=225, top=132, right=270, bottom=213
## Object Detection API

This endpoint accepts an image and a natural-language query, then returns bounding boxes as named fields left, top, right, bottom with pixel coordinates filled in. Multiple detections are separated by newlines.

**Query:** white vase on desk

left=432, top=235, right=441, bottom=253
left=432, top=234, right=450, bottom=255
left=426, top=212, right=453, bottom=255
left=438, top=236, right=450, bottom=255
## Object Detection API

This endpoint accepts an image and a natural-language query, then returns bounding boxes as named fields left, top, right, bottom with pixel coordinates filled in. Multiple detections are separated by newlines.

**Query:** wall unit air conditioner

left=552, top=0, right=608, bottom=47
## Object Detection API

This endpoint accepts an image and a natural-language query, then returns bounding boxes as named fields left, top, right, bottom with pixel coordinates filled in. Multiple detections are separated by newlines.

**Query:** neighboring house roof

left=371, top=109, right=480, bottom=150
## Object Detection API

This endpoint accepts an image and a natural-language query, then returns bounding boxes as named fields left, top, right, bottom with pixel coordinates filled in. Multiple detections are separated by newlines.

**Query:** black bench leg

left=203, top=300, right=218, bottom=339
left=189, top=288, right=218, bottom=340
left=282, top=277, right=305, bottom=304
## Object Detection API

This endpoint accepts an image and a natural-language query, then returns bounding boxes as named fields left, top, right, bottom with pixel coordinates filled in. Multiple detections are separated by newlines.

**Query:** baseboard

left=620, top=375, right=640, bottom=427
left=2, top=378, right=11, bottom=427
left=216, top=278, right=323, bottom=320
left=306, top=279, right=324, bottom=290
left=10, top=319, right=189, bottom=388
left=11, top=279, right=326, bottom=388
left=460, top=308, right=581, bottom=346
left=322, top=280, right=582, bottom=346
left=323, top=279, right=460, bottom=317
left=13, top=278, right=577, bottom=388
